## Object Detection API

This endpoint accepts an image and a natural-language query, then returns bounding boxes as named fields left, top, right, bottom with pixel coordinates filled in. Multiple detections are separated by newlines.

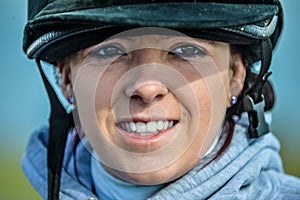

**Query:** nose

left=126, top=82, right=168, bottom=104
left=124, top=49, right=169, bottom=104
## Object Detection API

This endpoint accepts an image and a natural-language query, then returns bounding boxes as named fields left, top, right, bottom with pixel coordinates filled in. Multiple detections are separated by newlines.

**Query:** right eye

left=96, top=44, right=126, bottom=58
left=170, top=44, right=207, bottom=59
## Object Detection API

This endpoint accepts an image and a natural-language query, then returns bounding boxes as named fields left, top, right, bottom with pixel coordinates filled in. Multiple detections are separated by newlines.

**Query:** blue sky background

left=0, top=1, right=299, bottom=199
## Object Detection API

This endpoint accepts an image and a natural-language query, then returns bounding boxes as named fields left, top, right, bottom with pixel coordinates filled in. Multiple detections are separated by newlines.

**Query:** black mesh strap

left=248, top=39, right=273, bottom=103
left=243, top=38, right=273, bottom=138
left=36, top=60, right=73, bottom=200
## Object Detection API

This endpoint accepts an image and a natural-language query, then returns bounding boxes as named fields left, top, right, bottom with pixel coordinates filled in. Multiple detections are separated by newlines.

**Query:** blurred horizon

left=0, top=1, right=299, bottom=199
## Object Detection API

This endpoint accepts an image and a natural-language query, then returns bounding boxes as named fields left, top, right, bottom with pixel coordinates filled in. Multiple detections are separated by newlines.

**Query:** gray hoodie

left=22, top=114, right=300, bottom=199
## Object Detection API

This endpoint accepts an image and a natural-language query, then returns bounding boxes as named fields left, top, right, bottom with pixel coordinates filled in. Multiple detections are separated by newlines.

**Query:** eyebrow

left=121, top=35, right=220, bottom=46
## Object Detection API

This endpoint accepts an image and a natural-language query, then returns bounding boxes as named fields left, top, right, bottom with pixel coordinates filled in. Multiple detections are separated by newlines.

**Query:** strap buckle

left=243, top=95, right=270, bottom=138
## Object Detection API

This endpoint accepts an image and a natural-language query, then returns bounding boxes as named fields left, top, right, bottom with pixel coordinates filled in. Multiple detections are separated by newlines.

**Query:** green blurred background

left=0, top=1, right=299, bottom=199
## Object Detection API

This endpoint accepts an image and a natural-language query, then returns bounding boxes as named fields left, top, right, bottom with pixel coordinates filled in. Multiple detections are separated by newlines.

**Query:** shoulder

left=275, top=172, right=300, bottom=199
left=21, top=125, right=50, bottom=199
left=22, top=125, right=50, bottom=164
left=21, top=126, right=94, bottom=199
left=27, top=125, right=49, bottom=147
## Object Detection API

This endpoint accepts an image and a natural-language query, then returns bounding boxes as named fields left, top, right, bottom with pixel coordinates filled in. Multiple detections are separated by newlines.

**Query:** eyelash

left=170, top=44, right=207, bottom=59
left=92, top=43, right=207, bottom=60
left=94, top=44, right=126, bottom=59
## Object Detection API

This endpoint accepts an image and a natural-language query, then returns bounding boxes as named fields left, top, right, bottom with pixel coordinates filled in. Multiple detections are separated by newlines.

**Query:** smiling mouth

left=117, top=120, right=178, bottom=137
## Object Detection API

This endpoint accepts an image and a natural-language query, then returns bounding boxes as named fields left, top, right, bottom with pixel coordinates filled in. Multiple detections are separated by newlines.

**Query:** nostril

left=129, top=95, right=146, bottom=105
left=126, top=82, right=168, bottom=104
left=131, top=95, right=141, bottom=101
left=155, top=94, right=164, bottom=100
left=130, top=93, right=165, bottom=104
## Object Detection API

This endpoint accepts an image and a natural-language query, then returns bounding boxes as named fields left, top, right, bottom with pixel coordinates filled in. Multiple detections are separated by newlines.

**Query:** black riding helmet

left=22, top=1, right=283, bottom=199
left=24, top=0, right=283, bottom=63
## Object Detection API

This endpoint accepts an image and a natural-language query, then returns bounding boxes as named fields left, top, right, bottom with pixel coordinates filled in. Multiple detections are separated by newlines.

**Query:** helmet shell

left=23, top=0, right=283, bottom=62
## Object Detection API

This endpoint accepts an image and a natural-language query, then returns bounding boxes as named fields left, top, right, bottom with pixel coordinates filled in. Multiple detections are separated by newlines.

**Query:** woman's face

left=60, top=28, right=245, bottom=185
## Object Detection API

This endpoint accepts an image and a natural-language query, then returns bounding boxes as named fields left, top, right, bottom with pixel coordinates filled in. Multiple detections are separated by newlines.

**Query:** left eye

left=171, top=44, right=206, bottom=58
left=97, top=45, right=125, bottom=57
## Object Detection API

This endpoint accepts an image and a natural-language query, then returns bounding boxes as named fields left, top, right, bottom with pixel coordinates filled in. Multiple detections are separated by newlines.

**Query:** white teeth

left=118, top=120, right=176, bottom=136
left=168, top=121, right=173, bottom=128
left=146, top=121, right=157, bottom=133
left=136, top=122, right=146, bottom=133
left=140, top=132, right=147, bottom=137
left=121, top=123, right=126, bottom=130
left=163, top=121, right=169, bottom=130
left=130, top=122, right=137, bottom=132
left=125, top=123, right=131, bottom=132
left=157, top=120, right=164, bottom=130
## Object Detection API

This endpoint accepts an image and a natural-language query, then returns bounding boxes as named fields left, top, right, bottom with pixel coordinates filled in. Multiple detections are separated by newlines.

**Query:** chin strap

left=36, top=60, right=73, bottom=200
left=243, top=38, right=273, bottom=138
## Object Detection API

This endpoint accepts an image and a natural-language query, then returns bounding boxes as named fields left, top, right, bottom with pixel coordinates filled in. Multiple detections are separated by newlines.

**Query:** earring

left=231, top=96, right=237, bottom=105
left=68, top=96, right=74, bottom=104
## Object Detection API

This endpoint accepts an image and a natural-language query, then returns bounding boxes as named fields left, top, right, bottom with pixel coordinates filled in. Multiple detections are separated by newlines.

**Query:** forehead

left=115, top=35, right=220, bottom=46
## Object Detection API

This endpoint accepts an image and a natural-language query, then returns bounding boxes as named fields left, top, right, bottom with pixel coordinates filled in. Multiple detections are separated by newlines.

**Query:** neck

left=91, top=154, right=167, bottom=200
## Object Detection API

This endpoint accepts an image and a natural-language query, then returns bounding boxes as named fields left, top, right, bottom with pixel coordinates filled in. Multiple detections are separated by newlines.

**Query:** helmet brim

left=25, top=2, right=279, bottom=62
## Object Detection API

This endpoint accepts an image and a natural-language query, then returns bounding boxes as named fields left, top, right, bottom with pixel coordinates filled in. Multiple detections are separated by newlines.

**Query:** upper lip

left=116, top=114, right=179, bottom=123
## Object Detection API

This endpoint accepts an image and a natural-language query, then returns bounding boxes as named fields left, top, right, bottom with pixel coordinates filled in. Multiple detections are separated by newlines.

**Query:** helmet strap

left=36, top=60, right=73, bottom=200
left=243, top=38, right=273, bottom=138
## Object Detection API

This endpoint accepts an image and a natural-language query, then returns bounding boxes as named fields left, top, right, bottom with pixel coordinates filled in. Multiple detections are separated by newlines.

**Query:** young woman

left=22, top=0, right=300, bottom=199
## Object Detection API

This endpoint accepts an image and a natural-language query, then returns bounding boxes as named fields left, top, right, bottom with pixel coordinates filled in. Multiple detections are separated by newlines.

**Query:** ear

left=229, top=52, right=246, bottom=100
left=57, top=60, right=72, bottom=99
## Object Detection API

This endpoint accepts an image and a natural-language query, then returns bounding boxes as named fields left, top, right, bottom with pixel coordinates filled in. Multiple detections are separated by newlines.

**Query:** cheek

left=94, top=62, right=127, bottom=105
left=189, top=80, right=213, bottom=137
left=95, top=74, right=117, bottom=108
left=186, top=71, right=228, bottom=157
left=94, top=67, right=126, bottom=127
left=219, top=68, right=232, bottom=107
left=192, top=80, right=211, bottom=108
left=71, top=61, right=125, bottom=136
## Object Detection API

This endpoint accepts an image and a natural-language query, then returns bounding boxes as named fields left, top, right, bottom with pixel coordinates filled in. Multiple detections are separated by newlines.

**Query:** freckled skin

left=60, top=33, right=246, bottom=185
